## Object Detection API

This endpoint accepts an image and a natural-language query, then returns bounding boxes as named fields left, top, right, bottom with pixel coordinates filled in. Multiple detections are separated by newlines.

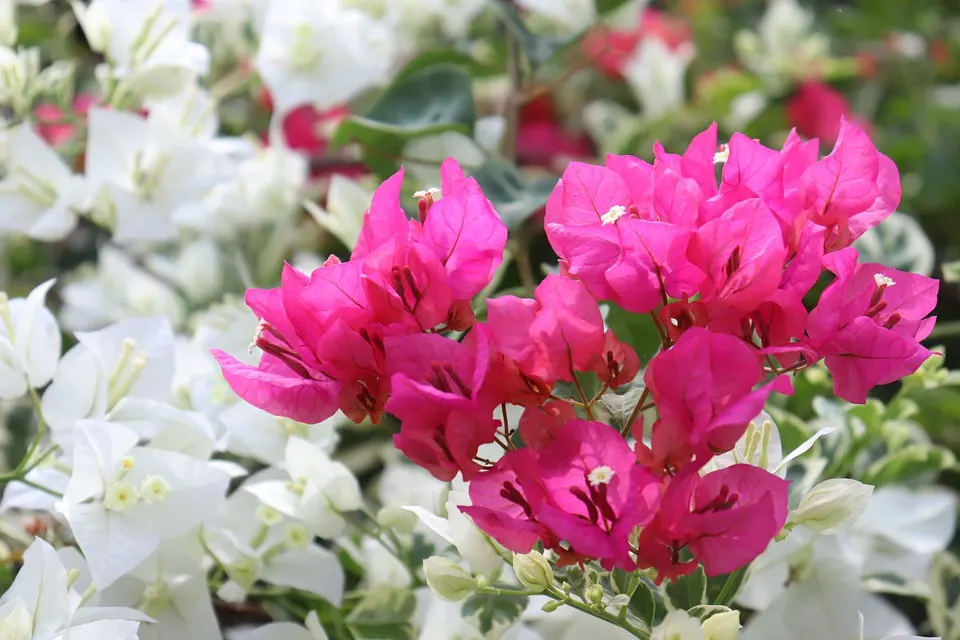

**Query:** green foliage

left=470, top=161, right=556, bottom=229
left=604, top=304, right=662, bottom=363
left=664, top=566, right=707, bottom=612
left=461, top=592, right=529, bottom=639
left=332, top=64, right=476, bottom=178
left=346, top=587, right=418, bottom=640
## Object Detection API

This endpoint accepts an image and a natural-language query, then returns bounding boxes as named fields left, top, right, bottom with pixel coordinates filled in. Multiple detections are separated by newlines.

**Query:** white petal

left=42, top=344, right=108, bottom=435
left=66, top=420, right=139, bottom=505
left=0, top=537, right=69, bottom=635
left=260, top=545, right=344, bottom=606
left=62, top=502, right=159, bottom=589
left=10, top=278, right=60, bottom=387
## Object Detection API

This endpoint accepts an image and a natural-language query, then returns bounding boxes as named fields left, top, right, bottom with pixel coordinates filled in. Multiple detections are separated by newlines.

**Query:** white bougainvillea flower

left=41, top=316, right=174, bottom=443
left=0, top=278, right=60, bottom=399
left=73, top=0, right=209, bottom=100
left=514, top=0, right=595, bottom=35
left=0, top=537, right=149, bottom=639
left=623, top=37, right=696, bottom=120
left=60, top=421, right=229, bottom=588
left=304, top=174, right=374, bottom=251
left=59, top=246, right=187, bottom=333
left=740, top=486, right=957, bottom=640
left=203, top=488, right=345, bottom=606
left=254, top=0, right=395, bottom=114
left=180, top=140, right=307, bottom=236
left=228, top=610, right=328, bottom=640
left=107, top=397, right=218, bottom=460
left=734, top=0, right=829, bottom=89
left=243, top=437, right=361, bottom=539
left=84, top=107, right=221, bottom=244
left=0, top=124, right=88, bottom=240
left=220, top=402, right=340, bottom=467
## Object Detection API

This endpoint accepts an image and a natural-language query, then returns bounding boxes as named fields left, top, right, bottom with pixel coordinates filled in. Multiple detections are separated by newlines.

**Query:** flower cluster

left=217, top=118, right=938, bottom=584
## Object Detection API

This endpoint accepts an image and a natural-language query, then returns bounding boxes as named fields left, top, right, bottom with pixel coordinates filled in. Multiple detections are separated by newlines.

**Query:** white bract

left=515, top=0, right=596, bottom=36
left=203, top=488, right=345, bottom=605
left=41, top=316, right=175, bottom=442
left=0, top=279, right=60, bottom=399
left=229, top=611, right=328, bottom=640
left=73, top=0, right=209, bottom=101
left=790, top=479, right=874, bottom=535
left=0, top=537, right=148, bottom=639
left=84, top=107, right=220, bottom=244
left=254, top=0, right=395, bottom=115
left=0, top=124, right=88, bottom=240
left=623, top=37, right=696, bottom=120
left=242, top=436, right=361, bottom=539
left=220, top=402, right=340, bottom=467
left=60, top=421, right=229, bottom=588
left=304, top=174, right=375, bottom=251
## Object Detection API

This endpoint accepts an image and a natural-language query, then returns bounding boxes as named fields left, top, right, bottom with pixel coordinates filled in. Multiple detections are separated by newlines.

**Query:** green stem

left=16, top=388, right=47, bottom=475
left=621, top=388, right=651, bottom=437
left=543, top=587, right=650, bottom=639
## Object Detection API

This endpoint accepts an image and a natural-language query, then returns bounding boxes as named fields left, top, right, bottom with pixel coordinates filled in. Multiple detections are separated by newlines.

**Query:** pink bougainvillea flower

left=536, top=420, right=661, bottom=569
left=420, top=170, right=508, bottom=300
left=34, top=94, right=96, bottom=148
left=805, top=247, right=937, bottom=403
left=786, top=81, right=869, bottom=145
left=518, top=400, right=578, bottom=451
left=636, top=464, right=789, bottom=581
left=384, top=326, right=500, bottom=479
left=488, top=274, right=639, bottom=387
left=687, top=199, right=787, bottom=315
left=461, top=448, right=554, bottom=553
left=641, top=328, right=792, bottom=474
left=801, top=117, right=900, bottom=251
left=352, top=169, right=414, bottom=261
left=516, top=96, right=593, bottom=171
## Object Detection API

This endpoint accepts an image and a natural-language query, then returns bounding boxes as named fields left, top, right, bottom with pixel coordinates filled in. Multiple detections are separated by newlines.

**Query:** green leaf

left=706, top=566, right=749, bottom=607
left=394, top=49, right=495, bottom=83
left=853, top=212, right=935, bottom=276
left=470, top=161, right=556, bottom=228
left=628, top=578, right=658, bottom=627
left=861, top=444, right=957, bottom=486
left=332, top=64, right=476, bottom=178
left=942, top=260, right=960, bottom=283
left=461, top=592, right=528, bottom=639
left=928, top=552, right=960, bottom=639
left=491, top=0, right=572, bottom=65
left=346, top=586, right=418, bottom=640
left=665, top=566, right=706, bottom=611
left=599, top=386, right=645, bottom=429
left=604, top=304, right=662, bottom=363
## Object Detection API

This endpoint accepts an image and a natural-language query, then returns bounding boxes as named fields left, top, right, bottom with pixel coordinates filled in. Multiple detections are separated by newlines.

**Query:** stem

left=17, top=388, right=47, bottom=475
left=5, top=477, right=62, bottom=497
left=621, top=388, right=651, bottom=437
left=570, top=367, right=597, bottom=421
left=649, top=312, right=670, bottom=349
left=512, top=234, right=537, bottom=297
left=500, top=404, right=516, bottom=450
left=502, top=26, right=523, bottom=162
left=544, top=587, right=650, bottom=639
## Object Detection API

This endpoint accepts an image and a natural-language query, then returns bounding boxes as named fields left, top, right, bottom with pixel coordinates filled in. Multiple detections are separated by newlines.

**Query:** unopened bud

left=377, top=506, right=418, bottom=534
left=585, top=584, right=604, bottom=607
left=423, top=556, right=477, bottom=602
left=702, top=610, right=741, bottom=640
left=789, top=479, right=874, bottom=535
left=512, top=551, right=554, bottom=593
left=541, top=599, right=563, bottom=613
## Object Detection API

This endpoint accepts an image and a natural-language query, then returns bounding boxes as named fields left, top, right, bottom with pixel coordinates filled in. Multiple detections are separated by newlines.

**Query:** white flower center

left=600, top=205, right=627, bottom=226
left=289, top=23, right=322, bottom=71
left=873, top=273, right=896, bottom=288
left=285, top=476, right=307, bottom=496
left=139, top=475, right=171, bottom=504
left=103, top=480, right=140, bottom=512
left=713, top=144, right=730, bottom=164
left=413, top=187, right=441, bottom=200
left=587, top=466, right=616, bottom=486
left=284, top=523, right=311, bottom=550
left=255, top=504, right=283, bottom=526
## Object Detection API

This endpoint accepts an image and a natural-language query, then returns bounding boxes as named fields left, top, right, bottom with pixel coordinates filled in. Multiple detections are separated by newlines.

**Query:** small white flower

left=255, top=504, right=283, bottom=527
left=139, top=475, right=171, bottom=504
left=600, top=205, right=627, bottom=226
left=103, top=480, right=140, bottom=511
left=624, top=38, right=696, bottom=120
left=587, top=465, right=616, bottom=486
left=873, top=273, right=896, bottom=288
left=284, top=522, right=311, bottom=550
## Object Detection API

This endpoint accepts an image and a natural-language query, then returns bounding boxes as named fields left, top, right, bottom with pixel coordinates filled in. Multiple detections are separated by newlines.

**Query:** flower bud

left=702, top=610, right=741, bottom=640
left=423, top=556, right=477, bottom=602
left=377, top=506, right=418, bottom=534
left=541, top=599, right=563, bottom=613
left=512, top=551, right=554, bottom=593
left=789, top=479, right=874, bottom=534
left=585, top=584, right=604, bottom=606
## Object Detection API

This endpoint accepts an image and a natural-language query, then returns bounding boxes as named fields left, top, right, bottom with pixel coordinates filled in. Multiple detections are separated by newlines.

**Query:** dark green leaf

left=332, top=64, right=476, bottom=178
left=461, top=592, right=528, bottom=638
left=491, top=0, right=572, bottom=65
left=605, top=304, right=662, bottom=363
left=394, top=49, right=495, bottom=83
left=628, top=578, right=658, bottom=626
left=665, top=566, right=706, bottom=611
left=347, top=586, right=418, bottom=639
left=706, top=566, right=749, bottom=607
left=470, top=161, right=556, bottom=228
